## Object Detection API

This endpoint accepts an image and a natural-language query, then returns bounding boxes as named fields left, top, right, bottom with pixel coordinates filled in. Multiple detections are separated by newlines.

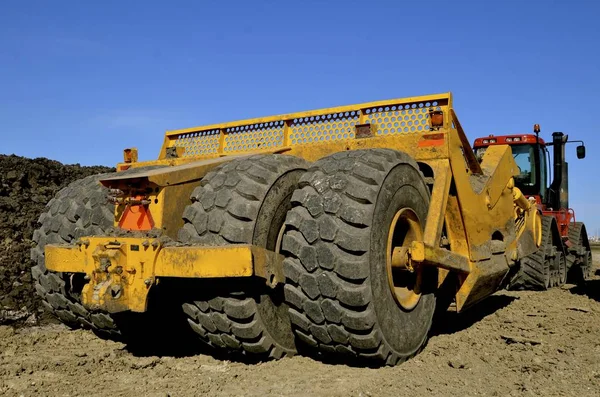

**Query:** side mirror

left=576, top=144, right=586, bottom=159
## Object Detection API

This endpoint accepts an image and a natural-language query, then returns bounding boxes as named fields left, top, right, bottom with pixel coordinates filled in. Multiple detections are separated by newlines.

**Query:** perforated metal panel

left=365, top=100, right=441, bottom=136
left=290, top=111, right=359, bottom=145
left=171, top=129, right=220, bottom=156
left=164, top=94, right=451, bottom=159
left=223, top=121, right=284, bottom=153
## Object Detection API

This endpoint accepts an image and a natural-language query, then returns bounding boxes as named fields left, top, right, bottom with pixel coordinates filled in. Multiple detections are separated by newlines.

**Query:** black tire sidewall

left=370, top=164, right=436, bottom=357
left=253, top=169, right=305, bottom=352
left=253, top=169, right=305, bottom=250
left=178, top=155, right=308, bottom=357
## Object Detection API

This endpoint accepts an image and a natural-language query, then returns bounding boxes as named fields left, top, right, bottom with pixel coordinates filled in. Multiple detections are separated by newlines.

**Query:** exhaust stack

left=548, top=132, right=568, bottom=210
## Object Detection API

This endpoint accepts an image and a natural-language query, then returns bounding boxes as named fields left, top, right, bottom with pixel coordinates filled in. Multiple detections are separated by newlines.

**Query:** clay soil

left=1, top=155, right=600, bottom=396
left=0, top=155, right=113, bottom=325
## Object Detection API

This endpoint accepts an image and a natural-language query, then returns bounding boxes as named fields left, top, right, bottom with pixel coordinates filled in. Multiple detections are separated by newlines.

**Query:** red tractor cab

left=473, top=126, right=591, bottom=290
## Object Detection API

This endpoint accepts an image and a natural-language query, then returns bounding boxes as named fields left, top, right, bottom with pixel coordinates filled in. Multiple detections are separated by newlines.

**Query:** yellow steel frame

left=160, top=93, right=450, bottom=158
left=44, top=92, right=541, bottom=313
left=45, top=237, right=284, bottom=313
left=117, top=92, right=452, bottom=169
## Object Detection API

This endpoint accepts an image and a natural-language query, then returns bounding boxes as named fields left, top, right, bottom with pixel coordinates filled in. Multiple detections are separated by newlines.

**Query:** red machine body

left=473, top=131, right=578, bottom=239
left=474, top=127, right=590, bottom=288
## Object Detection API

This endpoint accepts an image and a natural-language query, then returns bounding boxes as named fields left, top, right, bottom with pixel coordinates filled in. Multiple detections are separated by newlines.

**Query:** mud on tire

left=281, top=149, right=437, bottom=366
left=178, top=154, right=308, bottom=359
left=31, top=174, right=121, bottom=338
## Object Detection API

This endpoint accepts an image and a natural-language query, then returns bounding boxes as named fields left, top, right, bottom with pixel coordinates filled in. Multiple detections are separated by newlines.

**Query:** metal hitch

left=391, top=241, right=471, bottom=274
left=45, top=237, right=285, bottom=313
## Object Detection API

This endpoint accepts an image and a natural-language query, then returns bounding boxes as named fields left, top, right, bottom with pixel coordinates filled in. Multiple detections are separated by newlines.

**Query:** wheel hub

left=386, top=208, right=423, bottom=311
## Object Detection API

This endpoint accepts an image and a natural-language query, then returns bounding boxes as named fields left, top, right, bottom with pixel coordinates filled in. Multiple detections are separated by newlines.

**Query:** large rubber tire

left=282, top=149, right=437, bottom=366
left=566, top=222, right=592, bottom=285
left=548, top=217, right=567, bottom=288
left=508, top=215, right=565, bottom=291
left=555, top=250, right=567, bottom=286
left=31, top=174, right=121, bottom=338
left=178, top=154, right=308, bottom=359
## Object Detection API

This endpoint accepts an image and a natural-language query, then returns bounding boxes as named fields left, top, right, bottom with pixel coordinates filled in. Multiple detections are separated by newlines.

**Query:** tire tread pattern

left=282, top=149, right=426, bottom=366
left=566, top=222, right=591, bottom=284
left=508, top=215, right=556, bottom=291
left=178, top=154, right=307, bottom=359
left=31, top=174, right=121, bottom=338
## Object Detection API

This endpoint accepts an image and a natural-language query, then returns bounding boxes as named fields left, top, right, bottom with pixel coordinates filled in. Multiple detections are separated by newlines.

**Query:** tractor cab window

left=511, top=144, right=547, bottom=197
left=512, top=145, right=535, bottom=186
left=474, top=143, right=543, bottom=197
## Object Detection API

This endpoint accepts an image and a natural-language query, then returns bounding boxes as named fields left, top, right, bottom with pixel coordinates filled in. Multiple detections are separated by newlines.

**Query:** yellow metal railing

left=159, top=93, right=452, bottom=159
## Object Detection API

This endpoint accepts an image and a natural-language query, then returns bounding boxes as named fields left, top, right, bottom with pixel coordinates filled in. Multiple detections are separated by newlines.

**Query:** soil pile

left=0, top=154, right=113, bottom=325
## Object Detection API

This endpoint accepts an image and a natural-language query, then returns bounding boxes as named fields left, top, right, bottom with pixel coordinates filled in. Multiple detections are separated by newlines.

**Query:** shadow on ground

left=568, top=276, right=600, bottom=303
left=431, top=294, right=517, bottom=336
left=121, top=290, right=520, bottom=365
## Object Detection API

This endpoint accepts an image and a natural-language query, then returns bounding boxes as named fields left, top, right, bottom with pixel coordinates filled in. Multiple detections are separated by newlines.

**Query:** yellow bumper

left=45, top=237, right=284, bottom=313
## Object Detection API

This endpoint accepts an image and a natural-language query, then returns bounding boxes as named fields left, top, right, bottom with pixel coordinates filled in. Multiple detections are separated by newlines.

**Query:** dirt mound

left=0, top=154, right=113, bottom=325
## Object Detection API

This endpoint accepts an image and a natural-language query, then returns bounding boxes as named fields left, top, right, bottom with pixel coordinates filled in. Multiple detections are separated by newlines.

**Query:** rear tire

left=31, top=174, right=122, bottom=338
left=282, top=149, right=436, bottom=366
left=556, top=251, right=567, bottom=286
left=178, top=154, right=308, bottom=359
left=566, top=222, right=592, bottom=285
left=508, top=216, right=564, bottom=291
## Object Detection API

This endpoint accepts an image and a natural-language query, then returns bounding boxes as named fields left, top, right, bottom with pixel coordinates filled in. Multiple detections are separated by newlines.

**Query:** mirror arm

left=546, top=140, right=585, bottom=146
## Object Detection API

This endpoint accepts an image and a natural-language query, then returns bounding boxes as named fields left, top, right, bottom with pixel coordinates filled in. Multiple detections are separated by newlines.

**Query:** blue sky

left=1, top=0, right=599, bottom=233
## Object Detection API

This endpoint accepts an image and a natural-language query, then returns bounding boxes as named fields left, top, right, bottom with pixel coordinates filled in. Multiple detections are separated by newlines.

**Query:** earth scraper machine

left=33, top=92, right=542, bottom=365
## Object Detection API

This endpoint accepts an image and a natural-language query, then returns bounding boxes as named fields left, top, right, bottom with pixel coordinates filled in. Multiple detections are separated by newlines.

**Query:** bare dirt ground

left=2, top=258, right=599, bottom=397
left=1, top=155, right=599, bottom=396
